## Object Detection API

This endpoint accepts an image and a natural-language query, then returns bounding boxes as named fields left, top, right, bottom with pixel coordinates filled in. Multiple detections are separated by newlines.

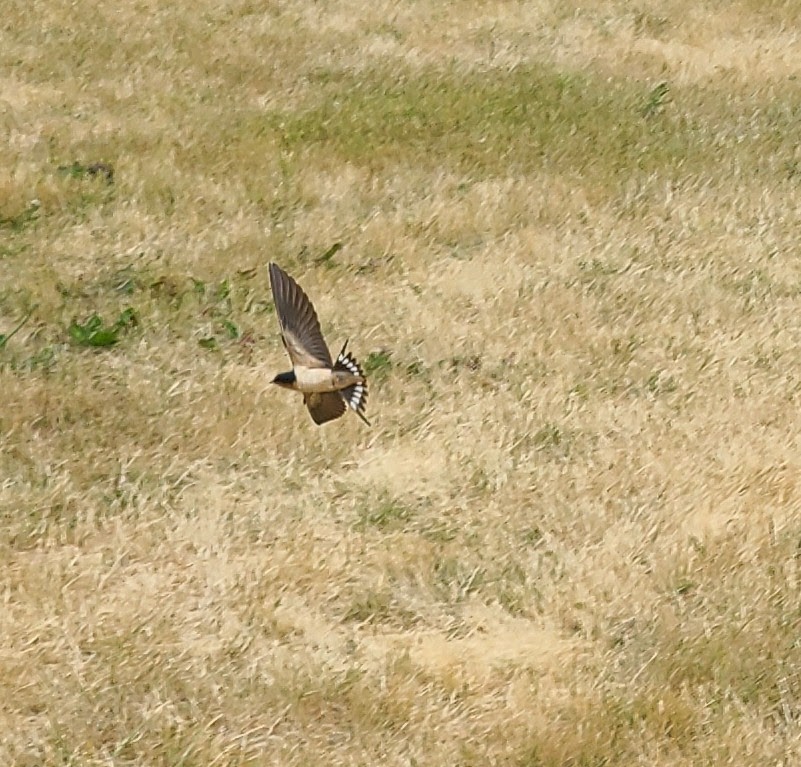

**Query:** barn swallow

left=269, top=262, right=370, bottom=426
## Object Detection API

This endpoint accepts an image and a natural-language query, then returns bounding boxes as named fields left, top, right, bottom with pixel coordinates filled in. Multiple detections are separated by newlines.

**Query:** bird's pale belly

left=294, top=366, right=343, bottom=393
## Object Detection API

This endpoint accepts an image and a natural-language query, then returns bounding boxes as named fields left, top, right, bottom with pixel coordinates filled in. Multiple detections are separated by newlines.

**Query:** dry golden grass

left=4, top=0, right=801, bottom=764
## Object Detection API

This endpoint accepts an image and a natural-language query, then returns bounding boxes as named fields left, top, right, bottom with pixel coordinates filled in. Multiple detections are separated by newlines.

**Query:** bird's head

left=272, top=371, right=297, bottom=389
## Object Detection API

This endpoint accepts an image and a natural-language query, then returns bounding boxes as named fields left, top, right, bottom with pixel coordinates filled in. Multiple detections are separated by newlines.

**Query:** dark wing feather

left=269, top=263, right=332, bottom=368
left=304, top=392, right=347, bottom=425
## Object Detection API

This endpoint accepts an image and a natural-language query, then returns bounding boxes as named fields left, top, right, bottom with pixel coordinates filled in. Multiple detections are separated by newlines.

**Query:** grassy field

left=4, top=0, right=801, bottom=763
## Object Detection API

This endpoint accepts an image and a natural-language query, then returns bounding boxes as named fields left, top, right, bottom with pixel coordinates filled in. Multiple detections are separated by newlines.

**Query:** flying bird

left=269, top=262, right=370, bottom=426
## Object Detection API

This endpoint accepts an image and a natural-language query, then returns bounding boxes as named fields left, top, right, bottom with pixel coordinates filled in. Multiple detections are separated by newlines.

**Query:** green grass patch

left=263, top=64, right=792, bottom=188
left=68, top=308, right=138, bottom=347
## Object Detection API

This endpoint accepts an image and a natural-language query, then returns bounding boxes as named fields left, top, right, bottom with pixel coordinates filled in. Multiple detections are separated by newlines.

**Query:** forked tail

left=334, top=340, right=370, bottom=426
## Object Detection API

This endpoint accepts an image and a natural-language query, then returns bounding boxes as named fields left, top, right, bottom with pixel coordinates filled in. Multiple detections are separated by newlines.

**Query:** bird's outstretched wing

left=269, top=262, right=332, bottom=368
left=304, top=392, right=347, bottom=425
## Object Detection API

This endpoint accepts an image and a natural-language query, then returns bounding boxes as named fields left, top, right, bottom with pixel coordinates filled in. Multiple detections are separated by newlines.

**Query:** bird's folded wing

left=269, top=262, right=332, bottom=368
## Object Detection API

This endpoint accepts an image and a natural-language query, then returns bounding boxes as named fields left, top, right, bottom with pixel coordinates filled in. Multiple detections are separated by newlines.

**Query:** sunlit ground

left=3, top=1, right=801, bottom=764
